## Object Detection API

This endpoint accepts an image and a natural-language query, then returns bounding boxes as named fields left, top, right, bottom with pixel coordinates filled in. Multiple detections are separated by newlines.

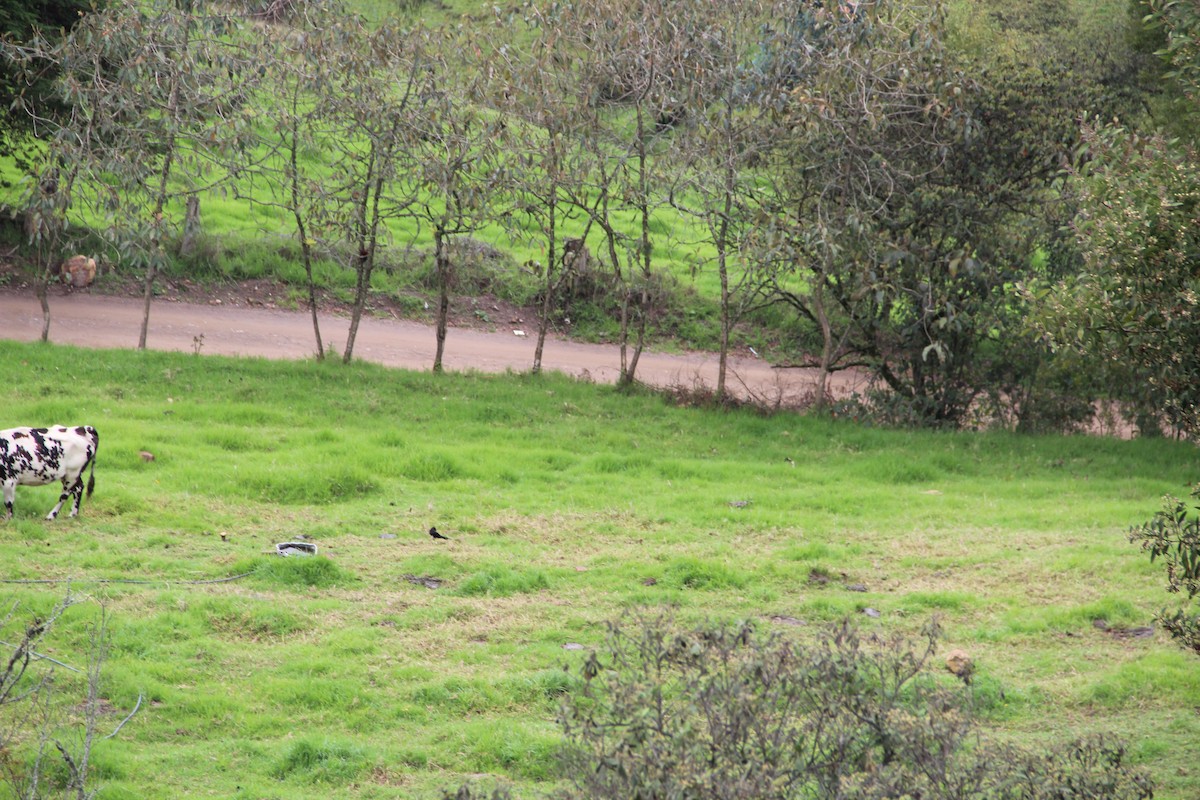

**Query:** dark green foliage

left=762, top=0, right=1086, bottom=428
left=0, top=0, right=101, bottom=179
left=1147, top=0, right=1200, bottom=105
left=1129, top=484, right=1200, bottom=655
left=554, top=613, right=1153, bottom=800
left=1041, top=125, right=1200, bottom=437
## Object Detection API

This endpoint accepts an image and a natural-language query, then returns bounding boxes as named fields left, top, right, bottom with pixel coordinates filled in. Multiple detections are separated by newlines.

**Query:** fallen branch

left=105, top=693, right=143, bottom=740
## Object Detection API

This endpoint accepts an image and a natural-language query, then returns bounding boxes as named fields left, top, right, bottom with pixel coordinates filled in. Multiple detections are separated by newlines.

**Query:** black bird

left=428, top=526, right=449, bottom=540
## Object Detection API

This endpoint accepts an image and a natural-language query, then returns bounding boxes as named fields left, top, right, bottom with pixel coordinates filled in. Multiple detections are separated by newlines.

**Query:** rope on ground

left=0, top=571, right=257, bottom=586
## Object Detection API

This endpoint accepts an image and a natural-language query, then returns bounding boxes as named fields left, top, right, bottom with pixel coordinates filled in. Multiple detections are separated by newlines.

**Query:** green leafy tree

left=557, top=0, right=701, bottom=388
left=762, top=0, right=1100, bottom=427
left=760, top=0, right=982, bottom=424
left=1149, top=0, right=1200, bottom=104
left=0, top=0, right=99, bottom=180
left=665, top=0, right=779, bottom=403
left=9, top=0, right=262, bottom=348
left=232, top=0, right=350, bottom=360
left=1039, top=124, right=1200, bottom=437
left=317, top=17, right=429, bottom=364
left=407, top=28, right=506, bottom=374
left=489, top=2, right=590, bottom=376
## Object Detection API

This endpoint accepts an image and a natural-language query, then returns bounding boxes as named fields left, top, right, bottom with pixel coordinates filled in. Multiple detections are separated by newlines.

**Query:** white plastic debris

left=275, top=541, right=318, bottom=557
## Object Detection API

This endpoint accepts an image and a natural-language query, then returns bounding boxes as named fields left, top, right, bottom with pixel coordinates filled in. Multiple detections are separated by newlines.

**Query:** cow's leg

left=67, top=477, right=85, bottom=517
left=46, top=479, right=71, bottom=521
left=2, top=480, right=14, bottom=519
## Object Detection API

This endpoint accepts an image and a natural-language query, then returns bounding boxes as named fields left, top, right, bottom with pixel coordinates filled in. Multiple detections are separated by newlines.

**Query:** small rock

left=641, top=577, right=657, bottom=586
left=769, top=615, right=805, bottom=626
left=380, top=533, right=397, bottom=540
left=728, top=499, right=751, bottom=508
left=845, top=583, right=867, bottom=592
left=862, top=607, right=881, bottom=618
left=562, top=643, right=585, bottom=651
left=513, top=329, right=526, bottom=337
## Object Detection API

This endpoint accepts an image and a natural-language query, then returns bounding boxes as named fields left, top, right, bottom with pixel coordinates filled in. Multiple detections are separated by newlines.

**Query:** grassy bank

left=1, top=340, right=1198, bottom=798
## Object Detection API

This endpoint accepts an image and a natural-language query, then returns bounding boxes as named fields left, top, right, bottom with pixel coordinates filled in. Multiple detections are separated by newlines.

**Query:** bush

left=551, top=613, right=1152, bottom=800
left=1129, top=484, right=1200, bottom=655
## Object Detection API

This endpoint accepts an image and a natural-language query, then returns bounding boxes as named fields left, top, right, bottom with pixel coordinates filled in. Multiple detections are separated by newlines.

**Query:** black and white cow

left=1, top=426, right=99, bottom=520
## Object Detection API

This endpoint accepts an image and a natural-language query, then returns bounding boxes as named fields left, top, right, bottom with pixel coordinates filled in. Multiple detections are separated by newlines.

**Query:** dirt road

left=0, top=292, right=865, bottom=404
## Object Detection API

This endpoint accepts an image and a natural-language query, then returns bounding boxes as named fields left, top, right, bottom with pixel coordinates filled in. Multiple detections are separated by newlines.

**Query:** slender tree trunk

left=717, top=248, right=730, bottom=401
left=36, top=274, right=51, bottom=343
left=622, top=108, right=651, bottom=388
left=287, top=97, right=324, bottom=360
left=140, top=13, right=190, bottom=351
left=343, top=246, right=369, bottom=364
left=30, top=219, right=53, bottom=343
left=292, top=214, right=324, bottom=360
left=433, top=227, right=450, bottom=373
left=715, top=93, right=738, bottom=403
left=813, top=272, right=833, bottom=410
left=344, top=147, right=382, bottom=364
left=533, top=189, right=558, bottom=375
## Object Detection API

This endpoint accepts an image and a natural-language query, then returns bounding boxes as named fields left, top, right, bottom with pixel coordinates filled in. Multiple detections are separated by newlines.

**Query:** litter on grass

left=276, top=541, right=318, bottom=557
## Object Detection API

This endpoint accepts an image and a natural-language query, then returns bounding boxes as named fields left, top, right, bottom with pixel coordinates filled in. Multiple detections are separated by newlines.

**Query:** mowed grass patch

left=1, top=340, right=1198, bottom=798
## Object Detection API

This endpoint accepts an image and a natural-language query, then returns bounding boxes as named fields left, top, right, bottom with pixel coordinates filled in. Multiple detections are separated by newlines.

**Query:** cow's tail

left=86, top=427, right=98, bottom=498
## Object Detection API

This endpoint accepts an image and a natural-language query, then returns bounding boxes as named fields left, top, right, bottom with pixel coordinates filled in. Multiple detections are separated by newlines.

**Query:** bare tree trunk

left=33, top=229, right=53, bottom=343
left=344, top=148, right=383, bottom=364
left=138, top=261, right=157, bottom=350
left=36, top=281, right=51, bottom=343
left=715, top=95, right=737, bottom=403
left=343, top=247, right=369, bottom=364
left=295, top=219, right=324, bottom=360
left=433, top=228, right=450, bottom=373
left=533, top=193, right=558, bottom=376
left=621, top=105, right=652, bottom=389
left=717, top=249, right=730, bottom=401
left=813, top=273, right=833, bottom=410
left=140, top=15, right=190, bottom=351
left=288, top=105, right=324, bottom=360
left=618, top=287, right=631, bottom=382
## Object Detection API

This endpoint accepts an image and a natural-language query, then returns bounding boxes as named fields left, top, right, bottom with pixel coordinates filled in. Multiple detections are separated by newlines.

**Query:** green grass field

left=1, top=339, right=1198, bottom=799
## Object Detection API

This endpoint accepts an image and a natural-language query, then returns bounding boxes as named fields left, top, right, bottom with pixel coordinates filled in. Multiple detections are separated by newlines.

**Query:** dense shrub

left=449, top=613, right=1153, bottom=799
left=553, top=613, right=1151, bottom=800
left=1129, top=484, right=1200, bottom=655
